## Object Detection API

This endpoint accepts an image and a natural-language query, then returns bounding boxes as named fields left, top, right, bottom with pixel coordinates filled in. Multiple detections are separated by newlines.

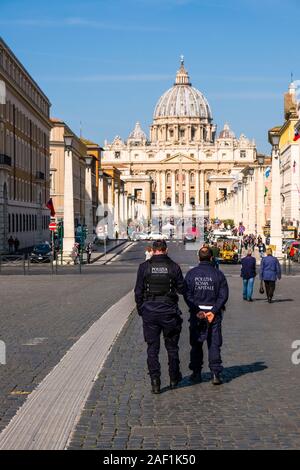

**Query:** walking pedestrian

left=85, top=242, right=93, bottom=264
left=8, top=236, right=14, bottom=253
left=260, top=247, right=281, bottom=303
left=14, top=237, right=20, bottom=253
left=210, top=242, right=220, bottom=269
left=184, top=246, right=229, bottom=385
left=145, top=245, right=153, bottom=261
left=134, top=240, right=185, bottom=394
left=258, top=240, right=266, bottom=259
left=241, top=249, right=256, bottom=301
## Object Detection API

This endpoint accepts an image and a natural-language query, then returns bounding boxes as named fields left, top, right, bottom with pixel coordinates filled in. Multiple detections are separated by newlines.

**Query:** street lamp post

left=268, top=130, right=282, bottom=257
left=114, top=180, right=119, bottom=237
left=84, top=155, right=93, bottom=244
left=62, top=134, right=75, bottom=263
left=106, top=176, right=113, bottom=238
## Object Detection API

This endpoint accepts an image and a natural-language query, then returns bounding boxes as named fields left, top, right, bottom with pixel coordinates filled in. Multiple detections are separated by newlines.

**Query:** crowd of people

left=7, top=236, right=20, bottom=253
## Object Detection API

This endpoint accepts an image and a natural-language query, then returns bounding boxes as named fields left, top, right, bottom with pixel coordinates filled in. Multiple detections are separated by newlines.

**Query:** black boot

left=170, top=372, right=182, bottom=389
left=212, top=373, right=222, bottom=385
left=151, top=378, right=161, bottom=394
left=189, top=371, right=202, bottom=383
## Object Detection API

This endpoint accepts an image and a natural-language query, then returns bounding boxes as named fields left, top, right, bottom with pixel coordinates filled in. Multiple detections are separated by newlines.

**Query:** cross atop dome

left=175, top=57, right=191, bottom=85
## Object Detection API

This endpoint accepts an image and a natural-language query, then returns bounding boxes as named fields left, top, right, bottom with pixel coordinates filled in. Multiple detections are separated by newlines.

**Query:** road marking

left=0, top=290, right=135, bottom=450
left=106, top=242, right=134, bottom=264
left=22, top=338, right=47, bottom=346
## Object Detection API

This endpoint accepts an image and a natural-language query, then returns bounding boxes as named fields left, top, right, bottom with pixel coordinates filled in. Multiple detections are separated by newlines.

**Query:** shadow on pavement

left=252, top=298, right=294, bottom=302
left=159, top=361, right=268, bottom=393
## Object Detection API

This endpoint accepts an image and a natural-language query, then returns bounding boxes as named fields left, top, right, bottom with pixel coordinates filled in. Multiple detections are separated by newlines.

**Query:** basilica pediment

left=160, top=153, right=198, bottom=164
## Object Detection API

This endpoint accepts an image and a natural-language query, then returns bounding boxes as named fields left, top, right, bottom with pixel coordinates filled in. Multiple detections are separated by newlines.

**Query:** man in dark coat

left=134, top=240, right=185, bottom=394
left=184, top=246, right=229, bottom=385
left=241, top=249, right=256, bottom=301
left=260, top=247, right=281, bottom=303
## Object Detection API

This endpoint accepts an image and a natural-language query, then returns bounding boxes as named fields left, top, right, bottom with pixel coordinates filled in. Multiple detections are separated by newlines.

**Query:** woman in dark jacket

left=260, top=248, right=281, bottom=303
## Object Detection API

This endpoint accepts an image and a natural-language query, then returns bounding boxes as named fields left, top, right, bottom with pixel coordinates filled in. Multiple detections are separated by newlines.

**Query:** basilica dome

left=153, top=60, right=212, bottom=121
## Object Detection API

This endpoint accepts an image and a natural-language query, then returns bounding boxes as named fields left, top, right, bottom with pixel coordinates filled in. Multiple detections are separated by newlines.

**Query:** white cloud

left=40, top=74, right=173, bottom=83
left=0, top=17, right=169, bottom=32
left=209, top=91, right=281, bottom=100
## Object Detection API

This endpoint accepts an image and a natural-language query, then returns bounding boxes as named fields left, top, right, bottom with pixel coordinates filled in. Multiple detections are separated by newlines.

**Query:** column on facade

left=97, top=174, right=104, bottom=216
left=114, top=185, right=119, bottom=234
left=238, top=184, right=243, bottom=225
left=270, top=148, right=282, bottom=256
left=161, top=170, right=166, bottom=205
left=107, top=181, right=114, bottom=238
left=256, top=167, right=265, bottom=236
left=124, top=192, right=128, bottom=227
left=85, top=163, right=93, bottom=243
left=185, top=170, right=190, bottom=206
left=62, top=149, right=75, bottom=261
left=156, top=171, right=161, bottom=207
left=208, top=181, right=217, bottom=219
left=248, top=176, right=256, bottom=234
left=233, top=190, right=239, bottom=226
left=195, top=170, right=200, bottom=206
left=199, top=170, right=205, bottom=208
left=127, top=195, right=131, bottom=220
left=171, top=171, right=176, bottom=207
left=244, top=182, right=250, bottom=233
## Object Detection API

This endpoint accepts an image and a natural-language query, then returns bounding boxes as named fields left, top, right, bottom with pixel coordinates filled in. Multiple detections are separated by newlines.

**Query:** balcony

left=35, top=171, right=45, bottom=180
left=0, top=154, right=12, bottom=168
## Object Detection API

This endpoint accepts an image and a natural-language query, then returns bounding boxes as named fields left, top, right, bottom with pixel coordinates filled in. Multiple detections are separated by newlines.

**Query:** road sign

left=49, top=222, right=57, bottom=231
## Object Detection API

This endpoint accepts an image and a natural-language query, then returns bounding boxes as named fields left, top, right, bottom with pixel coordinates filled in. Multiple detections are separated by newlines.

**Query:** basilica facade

left=102, top=60, right=257, bottom=220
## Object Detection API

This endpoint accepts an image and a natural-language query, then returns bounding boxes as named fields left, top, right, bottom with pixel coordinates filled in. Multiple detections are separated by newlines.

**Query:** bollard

left=283, top=256, right=287, bottom=275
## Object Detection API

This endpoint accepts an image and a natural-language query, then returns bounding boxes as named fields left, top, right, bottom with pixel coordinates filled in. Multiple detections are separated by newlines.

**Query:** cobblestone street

left=1, top=242, right=300, bottom=449
left=68, top=243, right=300, bottom=450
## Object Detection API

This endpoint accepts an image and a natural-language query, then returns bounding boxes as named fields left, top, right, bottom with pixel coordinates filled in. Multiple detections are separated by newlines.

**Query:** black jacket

left=134, top=254, right=185, bottom=315
left=240, top=255, right=256, bottom=279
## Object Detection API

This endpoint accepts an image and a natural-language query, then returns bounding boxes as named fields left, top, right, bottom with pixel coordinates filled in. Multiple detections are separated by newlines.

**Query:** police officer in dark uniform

left=134, top=240, right=185, bottom=394
left=184, top=246, right=229, bottom=385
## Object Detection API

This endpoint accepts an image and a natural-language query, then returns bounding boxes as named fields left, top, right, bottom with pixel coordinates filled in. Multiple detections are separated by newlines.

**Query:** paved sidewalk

left=68, top=275, right=300, bottom=450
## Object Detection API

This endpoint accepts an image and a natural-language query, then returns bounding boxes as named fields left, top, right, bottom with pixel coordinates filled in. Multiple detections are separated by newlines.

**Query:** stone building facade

left=0, top=37, right=52, bottom=253
left=102, top=59, right=257, bottom=221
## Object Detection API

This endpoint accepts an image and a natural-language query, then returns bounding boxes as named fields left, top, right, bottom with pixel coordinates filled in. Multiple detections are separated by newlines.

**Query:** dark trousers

left=264, top=281, right=276, bottom=299
left=189, top=316, right=223, bottom=375
left=142, top=312, right=182, bottom=380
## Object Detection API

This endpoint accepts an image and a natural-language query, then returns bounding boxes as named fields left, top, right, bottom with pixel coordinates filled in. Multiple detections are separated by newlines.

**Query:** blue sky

left=1, top=0, right=299, bottom=153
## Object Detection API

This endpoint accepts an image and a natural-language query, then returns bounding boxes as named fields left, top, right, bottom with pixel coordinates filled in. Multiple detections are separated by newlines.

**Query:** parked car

left=131, top=232, right=149, bottom=241
left=183, top=233, right=196, bottom=244
left=147, top=232, right=168, bottom=241
left=29, top=244, right=52, bottom=263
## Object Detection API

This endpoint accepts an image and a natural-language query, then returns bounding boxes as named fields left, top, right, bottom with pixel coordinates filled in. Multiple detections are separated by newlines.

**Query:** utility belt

left=144, top=294, right=176, bottom=305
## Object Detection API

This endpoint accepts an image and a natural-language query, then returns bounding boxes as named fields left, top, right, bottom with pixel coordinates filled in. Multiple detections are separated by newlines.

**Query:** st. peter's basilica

left=102, top=59, right=257, bottom=220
